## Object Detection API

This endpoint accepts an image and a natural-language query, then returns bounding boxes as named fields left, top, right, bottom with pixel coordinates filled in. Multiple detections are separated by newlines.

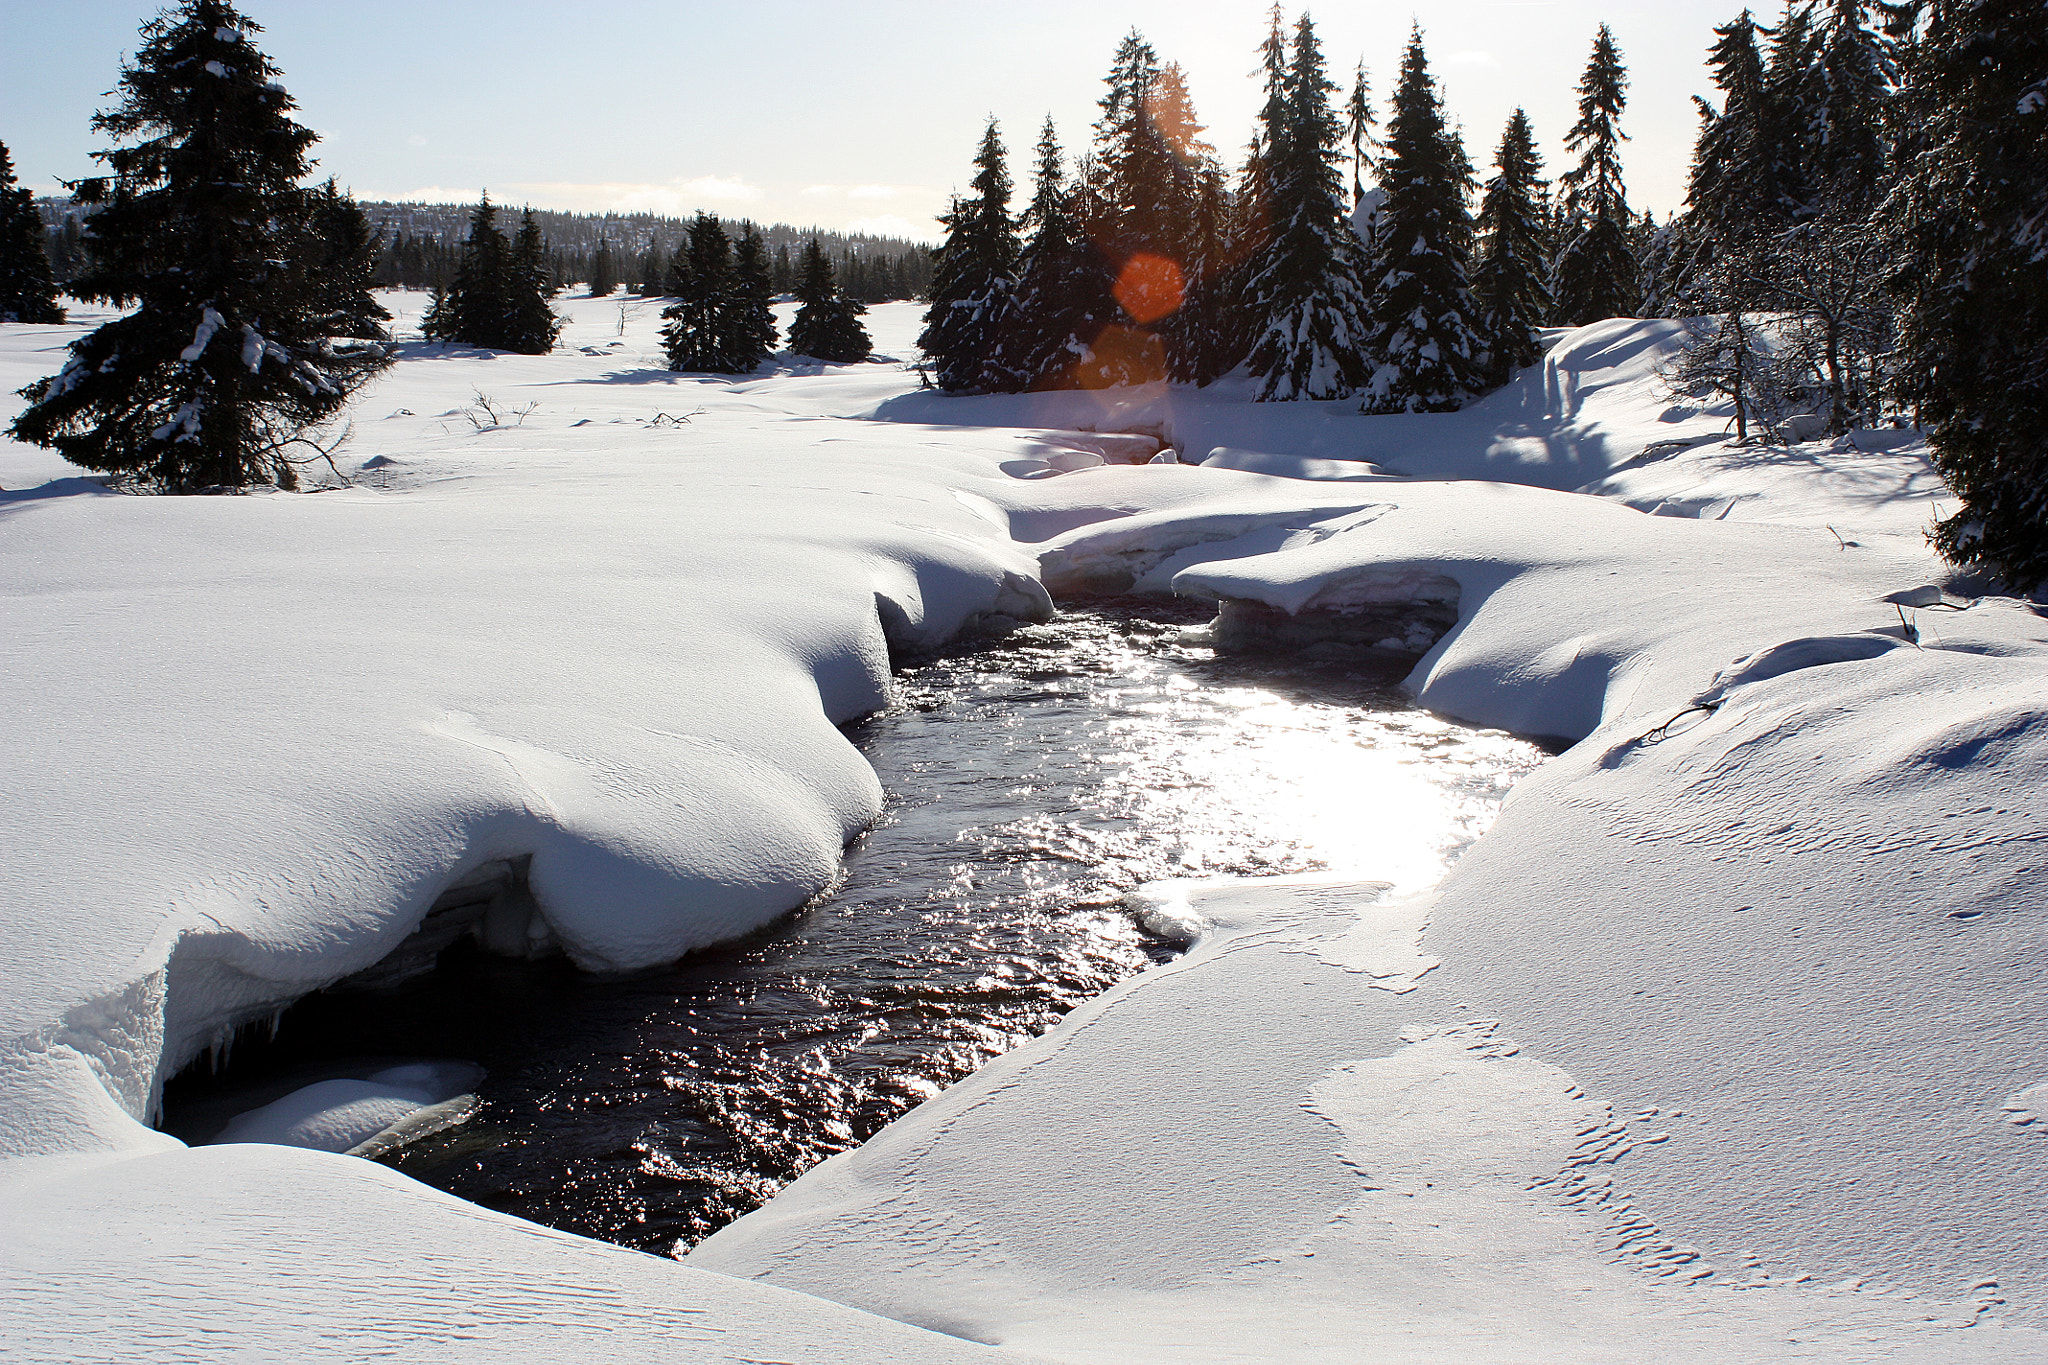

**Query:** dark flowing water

left=160, top=605, right=1544, bottom=1257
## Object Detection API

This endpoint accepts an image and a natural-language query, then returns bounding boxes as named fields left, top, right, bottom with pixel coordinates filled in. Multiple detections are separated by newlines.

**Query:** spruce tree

left=1086, top=32, right=1197, bottom=273
left=918, top=120, right=1018, bottom=393
left=1242, top=13, right=1374, bottom=401
left=1167, top=162, right=1238, bottom=384
left=0, top=142, right=66, bottom=324
left=1553, top=24, right=1639, bottom=326
left=661, top=213, right=736, bottom=372
left=724, top=222, right=778, bottom=369
left=421, top=197, right=515, bottom=348
left=991, top=116, right=1118, bottom=390
left=1763, top=2, right=1822, bottom=219
left=787, top=239, right=871, bottom=362
left=1079, top=32, right=1206, bottom=385
left=305, top=180, right=389, bottom=340
left=8, top=1, right=387, bottom=489
left=1471, top=109, right=1552, bottom=386
left=1690, top=10, right=1773, bottom=232
left=638, top=241, right=665, bottom=296
left=1345, top=59, right=1377, bottom=207
left=588, top=239, right=617, bottom=297
left=1887, top=0, right=2048, bottom=585
left=1801, top=0, right=1897, bottom=214
left=1666, top=10, right=1777, bottom=304
left=1358, top=27, right=1487, bottom=413
left=507, top=208, right=563, bottom=354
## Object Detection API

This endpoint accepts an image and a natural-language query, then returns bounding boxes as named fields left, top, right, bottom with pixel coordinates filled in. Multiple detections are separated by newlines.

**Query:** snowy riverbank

left=3, top=295, right=2042, bottom=1360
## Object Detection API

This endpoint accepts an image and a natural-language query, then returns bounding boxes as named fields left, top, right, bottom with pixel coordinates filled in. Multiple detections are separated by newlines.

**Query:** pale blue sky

left=2, top=2, right=1733, bottom=238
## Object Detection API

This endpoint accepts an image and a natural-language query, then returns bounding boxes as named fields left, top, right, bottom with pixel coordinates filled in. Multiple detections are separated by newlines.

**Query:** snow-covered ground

left=2, top=293, right=2042, bottom=1361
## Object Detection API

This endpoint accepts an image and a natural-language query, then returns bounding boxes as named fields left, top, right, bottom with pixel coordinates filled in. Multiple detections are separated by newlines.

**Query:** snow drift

left=4, top=297, right=2044, bottom=1361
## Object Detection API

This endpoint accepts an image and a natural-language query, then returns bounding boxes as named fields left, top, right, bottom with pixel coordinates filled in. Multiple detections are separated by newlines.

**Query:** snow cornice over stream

left=2, top=297, right=2043, bottom=1361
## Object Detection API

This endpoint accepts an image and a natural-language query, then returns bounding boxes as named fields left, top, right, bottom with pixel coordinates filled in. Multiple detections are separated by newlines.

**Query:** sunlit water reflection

left=161, top=604, right=1545, bottom=1257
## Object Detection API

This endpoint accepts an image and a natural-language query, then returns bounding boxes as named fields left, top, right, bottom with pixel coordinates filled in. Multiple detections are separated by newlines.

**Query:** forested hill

left=34, top=197, right=935, bottom=302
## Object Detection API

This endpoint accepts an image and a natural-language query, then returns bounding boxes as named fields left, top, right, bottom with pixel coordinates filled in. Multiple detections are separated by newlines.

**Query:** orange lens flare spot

left=1112, top=253, right=1185, bottom=326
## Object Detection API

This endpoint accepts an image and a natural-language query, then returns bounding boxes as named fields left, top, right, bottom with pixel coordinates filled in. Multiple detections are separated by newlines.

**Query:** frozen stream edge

left=3, top=301, right=2044, bottom=1362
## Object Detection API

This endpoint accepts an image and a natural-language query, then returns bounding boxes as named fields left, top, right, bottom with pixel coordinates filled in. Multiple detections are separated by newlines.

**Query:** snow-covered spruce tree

left=1241, top=14, right=1373, bottom=401
left=918, top=120, right=1018, bottom=393
left=1800, top=0, right=1897, bottom=216
left=1358, top=27, right=1486, bottom=413
left=1145, top=58, right=1234, bottom=384
left=1762, top=2, right=1822, bottom=219
left=0, top=142, right=66, bottom=324
left=8, top=1, right=387, bottom=489
left=1553, top=24, right=1639, bottom=326
left=1167, top=162, right=1240, bottom=384
left=1886, top=0, right=2048, bottom=585
left=1075, top=32, right=1211, bottom=386
left=725, top=222, right=778, bottom=370
left=1225, top=6, right=1295, bottom=375
left=305, top=180, right=389, bottom=341
left=1664, top=10, right=1776, bottom=306
left=1471, top=109, right=1552, bottom=387
left=662, top=213, right=739, bottom=372
left=1086, top=32, right=1200, bottom=279
left=989, top=118, right=1117, bottom=389
left=787, top=239, right=871, bottom=362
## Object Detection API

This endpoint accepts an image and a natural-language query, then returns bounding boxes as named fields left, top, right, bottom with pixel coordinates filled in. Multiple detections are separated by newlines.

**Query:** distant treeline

left=34, top=197, right=935, bottom=302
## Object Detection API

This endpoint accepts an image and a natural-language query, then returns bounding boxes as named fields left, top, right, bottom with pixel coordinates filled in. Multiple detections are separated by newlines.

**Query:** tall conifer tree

left=1887, top=0, right=2048, bottom=584
left=1665, top=10, right=1778, bottom=304
left=0, top=142, right=66, bottom=324
left=725, top=222, right=778, bottom=369
left=1345, top=60, right=1377, bottom=207
left=1358, top=27, right=1486, bottom=413
left=662, top=213, right=740, bottom=372
left=507, top=208, right=563, bottom=354
left=588, top=239, right=617, bottom=297
left=1242, top=13, right=1374, bottom=400
left=9, top=0, right=388, bottom=489
left=1553, top=25, right=1639, bottom=325
left=919, top=120, right=1018, bottom=393
left=991, top=118, right=1117, bottom=389
left=787, top=239, right=871, bottom=362
left=421, top=197, right=552, bottom=353
left=305, top=180, right=389, bottom=340
left=1472, top=110, right=1553, bottom=386
left=1763, top=3, right=1822, bottom=218
left=1802, top=0, right=1896, bottom=214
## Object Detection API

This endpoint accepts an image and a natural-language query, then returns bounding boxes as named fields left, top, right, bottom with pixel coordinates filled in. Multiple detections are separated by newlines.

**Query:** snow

left=4, top=294, right=2045, bottom=1360
left=206, top=1060, right=483, bottom=1153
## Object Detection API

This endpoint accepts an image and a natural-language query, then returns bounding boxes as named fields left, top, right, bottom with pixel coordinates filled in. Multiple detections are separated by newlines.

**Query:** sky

left=1, top=2, right=1738, bottom=241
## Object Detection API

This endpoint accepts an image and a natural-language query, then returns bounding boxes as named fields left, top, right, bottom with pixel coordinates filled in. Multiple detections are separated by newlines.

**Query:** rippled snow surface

left=162, top=605, right=1544, bottom=1255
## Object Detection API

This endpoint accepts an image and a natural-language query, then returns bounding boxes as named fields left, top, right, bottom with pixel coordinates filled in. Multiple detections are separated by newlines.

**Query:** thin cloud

left=802, top=184, right=905, bottom=201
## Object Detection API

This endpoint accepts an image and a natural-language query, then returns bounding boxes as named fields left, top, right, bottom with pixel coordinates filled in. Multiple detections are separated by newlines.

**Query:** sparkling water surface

left=162, top=604, right=1545, bottom=1256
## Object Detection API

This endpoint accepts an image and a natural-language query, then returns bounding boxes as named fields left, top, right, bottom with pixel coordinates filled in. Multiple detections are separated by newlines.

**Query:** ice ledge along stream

left=160, top=603, right=1546, bottom=1256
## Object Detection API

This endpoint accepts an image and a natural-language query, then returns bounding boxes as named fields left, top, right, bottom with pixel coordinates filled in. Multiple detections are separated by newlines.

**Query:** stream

left=160, top=603, right=1546, bottom=1258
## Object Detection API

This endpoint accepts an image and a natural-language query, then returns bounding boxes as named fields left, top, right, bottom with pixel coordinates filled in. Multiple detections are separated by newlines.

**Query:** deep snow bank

left=688, top=319, right=2048, bottom=1357
left=0, top=297, right=1076, bottom=1164
left=5, top=300, right=2042, bottom=1362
